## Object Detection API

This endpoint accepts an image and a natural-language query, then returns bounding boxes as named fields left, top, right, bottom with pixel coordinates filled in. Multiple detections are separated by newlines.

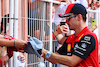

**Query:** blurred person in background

left=33, top=4, right=57, bottom=44
left=88, top=0, right=100, bottom=10
left=53, top=0, right=71, bottom=25
left=33, top=3, right=68, bottom=51
left=87, top=0, right=100, bottom=33
left=0, top=14, right=27, bottom=67
left=28, top=0, right=41, bottom=18
left=96, top=0, right=100, bottom=8
left=94, top=0, right=100, bottom=9
left=89, top=1, right=96, bottom=10
left=0, top=14, right=27, bottom=48
left=28, top=0, right=69, bottom=36
left=71, top=0, right=88, bottom=8
left=28, top=0, right=41, bottom=37
left=17, top=52, right=26, bottom=67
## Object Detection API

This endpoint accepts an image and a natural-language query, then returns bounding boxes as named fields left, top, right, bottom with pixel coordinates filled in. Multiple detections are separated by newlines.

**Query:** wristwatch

left=45, top=51, right=51, bottom=59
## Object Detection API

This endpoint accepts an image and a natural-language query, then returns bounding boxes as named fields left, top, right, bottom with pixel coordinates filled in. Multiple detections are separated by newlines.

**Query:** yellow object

left=67, top=44, right=71, bottom=51
left=78, top=34, right=84, bottom=40
left=92, top=19, right=96, bottom=26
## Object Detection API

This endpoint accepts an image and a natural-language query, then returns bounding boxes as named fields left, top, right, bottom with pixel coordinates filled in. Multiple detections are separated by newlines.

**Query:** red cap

left=59, top=3, right=87, bottom=18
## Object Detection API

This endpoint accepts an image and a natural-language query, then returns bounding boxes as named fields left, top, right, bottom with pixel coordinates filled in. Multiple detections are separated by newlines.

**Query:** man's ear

left=77, top=14, right=82, bottom=21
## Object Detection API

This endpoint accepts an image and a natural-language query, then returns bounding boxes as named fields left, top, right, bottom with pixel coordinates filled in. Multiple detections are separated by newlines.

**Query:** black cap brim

left=59, top=13, right=73, bottom=18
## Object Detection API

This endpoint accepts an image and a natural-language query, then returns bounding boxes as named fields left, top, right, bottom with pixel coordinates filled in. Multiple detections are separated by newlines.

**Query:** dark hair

left=82, top=14, right=87, bottom=22
left=1, top=14, right=9, bottom=34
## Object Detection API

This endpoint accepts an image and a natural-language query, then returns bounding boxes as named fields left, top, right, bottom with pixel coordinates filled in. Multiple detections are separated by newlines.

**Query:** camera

left=60, top=22, right=65, bottom=26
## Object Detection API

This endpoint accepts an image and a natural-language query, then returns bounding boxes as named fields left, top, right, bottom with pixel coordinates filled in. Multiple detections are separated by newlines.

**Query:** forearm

left=53, top=31, right=67, bottom=45
left=42, top=48, right=58, bottom=64
left=45, top=26, right=68, bottom=44
left=57, top=34, right=67, bottom=44
left=44, top=31, right=61, bottom=41
left=0, top=39, right=14, bottom=47
left=0, top=34, right=4, bottom=38
left=42, top=49, right=82, bottom=67
left=42, top=49, right=72, bottom=66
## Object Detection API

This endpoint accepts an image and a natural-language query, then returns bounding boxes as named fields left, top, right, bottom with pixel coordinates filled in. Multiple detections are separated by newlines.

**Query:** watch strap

left=45, top=51, right=51, bottom=59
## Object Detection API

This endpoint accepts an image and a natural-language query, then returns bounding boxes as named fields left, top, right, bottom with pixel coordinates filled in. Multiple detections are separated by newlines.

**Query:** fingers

left=20, top=57, right=25, bottom=63
left=63, top=28, right=68, bottom=32
left=56, top=24, right=69, bottom=34
left=60, top=25, right=69, bottom=33
left=14, top=40, right=27, bottom=49
left=27, top=35, right=31, bottom=41
left=57, top=24, right=60, bottom=28
left=18, top=49, right=25, bottom=53
left=17, top=55, right=25, bottom=63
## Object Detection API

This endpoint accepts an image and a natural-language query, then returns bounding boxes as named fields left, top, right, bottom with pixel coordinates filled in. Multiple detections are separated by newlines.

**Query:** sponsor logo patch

left=74, top=43, right=86, bottom=51
left=81, top=43, right=87, bottom=48
left=67, top=44, right=71, bottom=52
left=84, top=36, right=91, bottom=41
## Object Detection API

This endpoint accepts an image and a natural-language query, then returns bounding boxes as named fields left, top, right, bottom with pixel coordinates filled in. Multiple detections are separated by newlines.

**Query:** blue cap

left=24, top=37, right=43, bottom=58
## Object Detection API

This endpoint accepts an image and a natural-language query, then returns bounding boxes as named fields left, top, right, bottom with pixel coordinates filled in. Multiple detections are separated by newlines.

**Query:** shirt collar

left=74, top=26, right=88, bottom=37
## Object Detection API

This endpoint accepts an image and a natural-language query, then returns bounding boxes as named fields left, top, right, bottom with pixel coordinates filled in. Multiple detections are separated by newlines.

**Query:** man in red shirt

left=29, top=3, right=99, bottom=67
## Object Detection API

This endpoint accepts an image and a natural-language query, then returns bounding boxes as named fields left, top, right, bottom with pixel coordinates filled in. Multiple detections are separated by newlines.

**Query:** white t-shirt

left=17, top=52, right=25, bottom=67
left=72, top=0, right=88, bottom=8
left=54, top=4, right=68, bottom=25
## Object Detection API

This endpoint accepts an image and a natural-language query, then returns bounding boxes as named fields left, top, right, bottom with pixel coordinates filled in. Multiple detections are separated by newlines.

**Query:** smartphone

left=91, top=19, right=96, bottom=26
left=60, top=22, right=65, bottom=26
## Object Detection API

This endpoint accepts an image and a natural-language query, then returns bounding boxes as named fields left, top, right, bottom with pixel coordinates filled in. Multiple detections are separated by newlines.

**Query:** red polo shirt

left=57, top=27, right=99, bottom=67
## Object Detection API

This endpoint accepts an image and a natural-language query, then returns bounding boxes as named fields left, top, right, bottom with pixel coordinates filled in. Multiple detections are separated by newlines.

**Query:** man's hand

left=15, top=40, right=27, bottom=49
left=24, top=37, right=43, bottom=58
left=56, top=24, right=69, bottom=34
left=17, top=53, right=25, bottom=63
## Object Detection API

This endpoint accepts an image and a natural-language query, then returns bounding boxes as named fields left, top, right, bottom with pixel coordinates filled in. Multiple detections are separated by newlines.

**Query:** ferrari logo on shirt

left=67, top=44, right=71, bottom=52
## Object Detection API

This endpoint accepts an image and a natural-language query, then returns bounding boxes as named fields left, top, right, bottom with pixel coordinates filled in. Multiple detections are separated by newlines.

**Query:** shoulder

left=80, top=34, right=98, bottom=47
left=84, top=28, right=97, bottom=39
left=82, top=28, right=98, bottom=41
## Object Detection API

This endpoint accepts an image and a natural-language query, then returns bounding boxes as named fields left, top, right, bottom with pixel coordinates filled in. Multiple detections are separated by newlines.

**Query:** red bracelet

left=52, top=33, right=56, bottom=39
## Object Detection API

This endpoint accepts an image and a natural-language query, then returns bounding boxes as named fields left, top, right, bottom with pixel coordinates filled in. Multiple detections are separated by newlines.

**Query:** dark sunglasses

left=65, top=15, right=77, bottom=22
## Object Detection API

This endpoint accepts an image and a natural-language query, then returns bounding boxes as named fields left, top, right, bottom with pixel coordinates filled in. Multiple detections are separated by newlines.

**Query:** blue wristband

left=45, top=51, right=51, bottom=59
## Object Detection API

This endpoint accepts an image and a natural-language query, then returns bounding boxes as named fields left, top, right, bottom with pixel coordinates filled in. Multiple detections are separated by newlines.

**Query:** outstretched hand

left=24, top=37, right=43, bottom=58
